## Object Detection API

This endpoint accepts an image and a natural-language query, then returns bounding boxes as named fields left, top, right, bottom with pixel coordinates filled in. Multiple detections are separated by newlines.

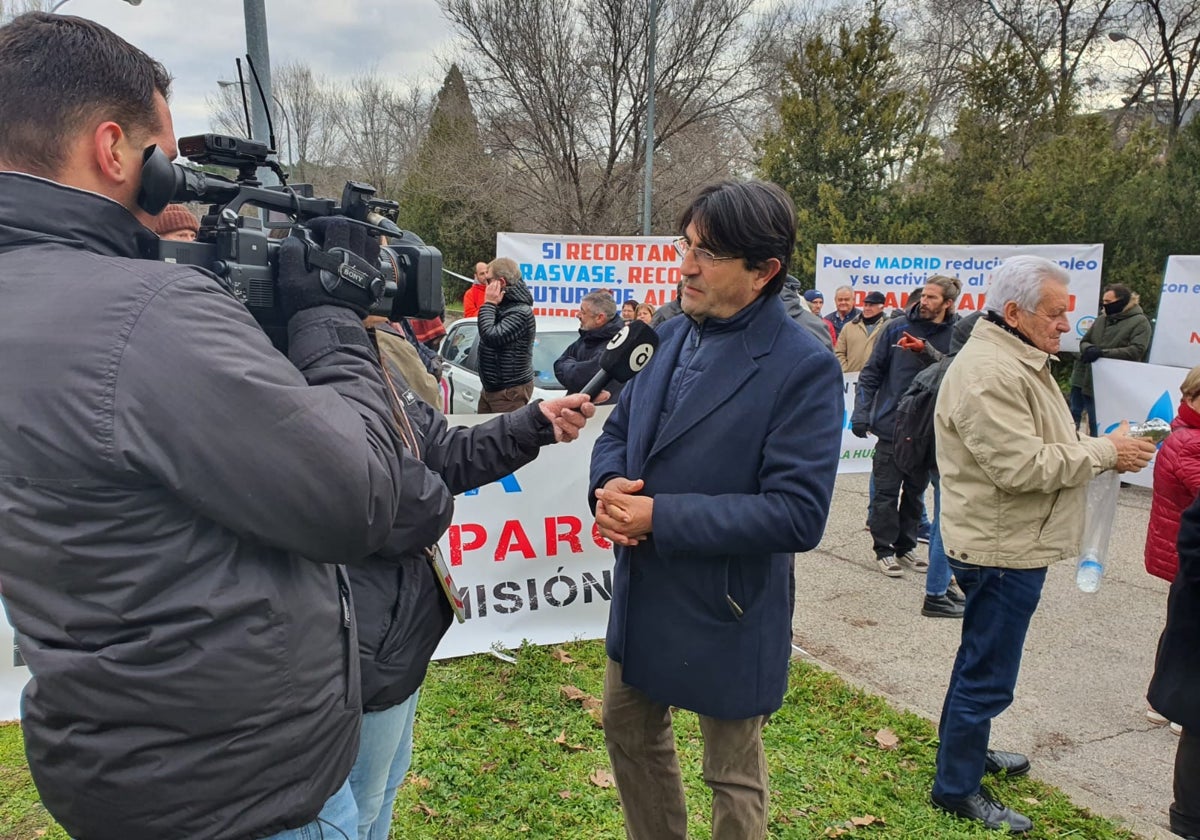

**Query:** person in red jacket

left=1145, top=364, right=1200, bottom=730
left=462, top=261, right=489, bottom=318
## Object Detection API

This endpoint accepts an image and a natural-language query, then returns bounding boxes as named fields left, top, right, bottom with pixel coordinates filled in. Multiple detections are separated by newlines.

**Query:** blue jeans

left=348, top=689, right=421, bottom=840
left=933, top=562, right=1046, bottom=799
left=926, top=475, right=952, bottom=597
left=260, top=779, right=358, bottom=840
left=1069, top=387, right=1098, bottom=437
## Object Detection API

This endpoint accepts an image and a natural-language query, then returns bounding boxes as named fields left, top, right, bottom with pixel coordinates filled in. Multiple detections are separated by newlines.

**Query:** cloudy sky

left=59, top=0, right=461, bottom=140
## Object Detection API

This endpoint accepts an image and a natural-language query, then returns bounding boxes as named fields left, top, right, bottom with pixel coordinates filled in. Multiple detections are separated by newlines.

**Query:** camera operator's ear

left=137, top=145, right=177, bottom=216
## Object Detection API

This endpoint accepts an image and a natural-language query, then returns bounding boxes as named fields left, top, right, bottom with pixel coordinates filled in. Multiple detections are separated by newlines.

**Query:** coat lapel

left=645, top=296, right=786, bottom=463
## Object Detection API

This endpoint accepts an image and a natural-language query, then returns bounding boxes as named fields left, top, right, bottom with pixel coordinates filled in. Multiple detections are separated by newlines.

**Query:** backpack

left=892, top=358, right=950, bottom=478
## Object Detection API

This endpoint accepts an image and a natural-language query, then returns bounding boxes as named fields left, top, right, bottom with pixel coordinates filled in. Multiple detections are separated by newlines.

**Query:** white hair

left=984, top=256, right=1070, bottom=315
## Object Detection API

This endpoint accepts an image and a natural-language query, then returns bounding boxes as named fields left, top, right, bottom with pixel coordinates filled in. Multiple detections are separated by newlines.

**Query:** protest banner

left=815, top=244, right=1103, bottom=352
left=432, top=408, right=616, bottom=659
left=1148, top=256, right=1200, bottom=369
left=839, top=371, right=875, bottom=474
left=1093, top=358, right=1190, bottom=489
left=496, top=232, right=678, bottom=317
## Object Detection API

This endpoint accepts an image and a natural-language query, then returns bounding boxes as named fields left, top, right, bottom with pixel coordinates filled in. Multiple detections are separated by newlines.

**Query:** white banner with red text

left=496, top=232, right=678, bottom=318
left=814, top=244, right=1103, bottom=352
left=1093, top=358, right=1190, bottom=489
left=1148, top=256, right=1200, bottom=369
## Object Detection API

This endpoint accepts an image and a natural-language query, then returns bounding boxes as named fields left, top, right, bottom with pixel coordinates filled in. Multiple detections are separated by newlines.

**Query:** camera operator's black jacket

left=477, top=279, right=536, bottom=391
left=353, top=375, right=556, bottom=711
left=0, top=173, right=419, bottom=840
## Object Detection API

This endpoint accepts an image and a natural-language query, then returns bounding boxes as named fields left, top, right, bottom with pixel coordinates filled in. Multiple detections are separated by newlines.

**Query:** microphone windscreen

left=598, top=319, right=660, bottom=383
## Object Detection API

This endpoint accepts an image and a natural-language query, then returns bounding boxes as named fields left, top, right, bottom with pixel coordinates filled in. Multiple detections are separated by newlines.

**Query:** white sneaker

left=1147, top=708, right=1169, bottom=725
left=897, top=550, right=929, bottom=572
left=877, top=555, right=904, bottom=577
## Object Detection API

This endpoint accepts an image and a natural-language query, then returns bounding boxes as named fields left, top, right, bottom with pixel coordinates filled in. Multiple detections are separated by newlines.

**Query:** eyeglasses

left=672, top=237, right=739, bottom=266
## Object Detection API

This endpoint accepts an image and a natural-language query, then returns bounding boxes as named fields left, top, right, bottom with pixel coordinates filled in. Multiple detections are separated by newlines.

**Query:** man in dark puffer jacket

left=554, top=290, right=626, bottom=404
left=477, top=257, right=537, bottom=412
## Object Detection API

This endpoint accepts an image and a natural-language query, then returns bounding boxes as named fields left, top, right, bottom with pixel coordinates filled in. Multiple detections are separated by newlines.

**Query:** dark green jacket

left=1069, top=300, right=1153, bottom=395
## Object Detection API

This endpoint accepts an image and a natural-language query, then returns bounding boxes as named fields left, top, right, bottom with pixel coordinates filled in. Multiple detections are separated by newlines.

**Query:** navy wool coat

left=589, top=293, right=843, bottom=719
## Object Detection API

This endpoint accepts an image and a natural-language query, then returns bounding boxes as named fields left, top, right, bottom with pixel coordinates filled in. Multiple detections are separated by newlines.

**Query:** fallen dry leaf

left=553, top=648, right=575, bottom=663
left=874, top=728, right=899, bottom=750
left=589, top=768, right=616, bottom=788
left=558, top=789, right=572, bottom=799
left=553, top=730, right=587, bottom=751
left=581, top=696, right=602, bottom=711
left=408, top=775, right=432, bottom=790
left=851, top=814, right=883, bottom=826
left=824, top=827, right=849, bottom=837
left=480, top=761, right=498, bottom=772
left=414, top=801, right=437, bottom=817
left=586, top=706, right=604, bottom=727
left=561, top=685, right=589, bottom=701
left=1022, top=796, right=1041, bottom=805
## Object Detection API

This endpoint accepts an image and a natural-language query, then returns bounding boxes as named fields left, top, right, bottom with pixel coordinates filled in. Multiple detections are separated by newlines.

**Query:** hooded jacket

left=477, top=278, right=536, bottom=391
left=852, top=298, right=957, bottom=441
left=1070, top=295, right=1153, bottom=396
left=779, top=275, right=835, bottom=351
left=1145, top=399, right=1200, bottom=582
left=0, top=173, right=412, bottom=840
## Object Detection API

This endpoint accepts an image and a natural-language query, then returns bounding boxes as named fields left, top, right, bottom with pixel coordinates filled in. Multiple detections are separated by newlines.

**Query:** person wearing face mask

left=1069, top=283, right=1153, bottom=436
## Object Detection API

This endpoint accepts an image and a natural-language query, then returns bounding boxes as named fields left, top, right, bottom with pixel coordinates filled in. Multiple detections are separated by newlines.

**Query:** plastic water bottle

left=1076, top=552, right=1104, bottom=593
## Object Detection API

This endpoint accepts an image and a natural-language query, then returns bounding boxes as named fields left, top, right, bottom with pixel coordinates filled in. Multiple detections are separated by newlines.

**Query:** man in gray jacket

left=0, top=14, right=409, bottom=840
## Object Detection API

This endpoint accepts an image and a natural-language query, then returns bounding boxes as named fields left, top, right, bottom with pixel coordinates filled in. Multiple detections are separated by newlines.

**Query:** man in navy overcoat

left=589, top=180, right=843, bottom=839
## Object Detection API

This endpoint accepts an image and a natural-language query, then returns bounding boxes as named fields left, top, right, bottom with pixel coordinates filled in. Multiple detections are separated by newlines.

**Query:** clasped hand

left=594, top=477, right=653, bottom=546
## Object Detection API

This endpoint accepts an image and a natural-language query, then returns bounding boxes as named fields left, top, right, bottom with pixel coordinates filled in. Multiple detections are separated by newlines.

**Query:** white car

left=439, top=316, right=580, bottom=414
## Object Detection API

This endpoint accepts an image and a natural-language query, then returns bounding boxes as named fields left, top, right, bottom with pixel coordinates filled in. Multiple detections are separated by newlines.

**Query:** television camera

left=138, top=132, right=443, bottom=349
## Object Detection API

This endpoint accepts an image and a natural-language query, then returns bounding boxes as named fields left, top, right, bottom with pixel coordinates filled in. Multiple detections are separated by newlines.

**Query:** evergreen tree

left=757, top=1, right=928, bottom=278
left=396, top=64, right=506, bottom=306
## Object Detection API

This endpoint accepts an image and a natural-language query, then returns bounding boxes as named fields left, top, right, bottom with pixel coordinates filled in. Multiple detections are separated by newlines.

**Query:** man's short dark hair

left=678, top=180, right=796, bottom=297
left=0, top=12, right=172, bottom=176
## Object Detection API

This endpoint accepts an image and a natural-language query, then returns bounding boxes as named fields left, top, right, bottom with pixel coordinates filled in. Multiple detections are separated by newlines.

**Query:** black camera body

left=146, top=134, right=443, bottom=348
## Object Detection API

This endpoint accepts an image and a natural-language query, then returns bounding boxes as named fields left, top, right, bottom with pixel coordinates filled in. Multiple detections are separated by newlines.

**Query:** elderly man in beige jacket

left=929, top=255, right=1155, bottom=834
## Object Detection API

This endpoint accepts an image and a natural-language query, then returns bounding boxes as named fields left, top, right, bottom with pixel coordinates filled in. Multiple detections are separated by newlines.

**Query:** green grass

left=0, top=641, right=1143, bottom=839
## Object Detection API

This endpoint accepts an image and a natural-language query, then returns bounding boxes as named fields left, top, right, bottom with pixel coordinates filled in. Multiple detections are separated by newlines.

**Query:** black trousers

left=868, top=438, right=929, bottom=558
left=1173, top=727, right=1200, bottom=838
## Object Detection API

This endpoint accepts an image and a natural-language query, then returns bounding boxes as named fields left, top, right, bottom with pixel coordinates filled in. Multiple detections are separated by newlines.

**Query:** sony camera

left=140, top=133, right=443, bottom=349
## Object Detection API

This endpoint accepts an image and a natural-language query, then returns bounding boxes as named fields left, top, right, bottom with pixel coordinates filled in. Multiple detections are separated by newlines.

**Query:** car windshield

left=532, top=330, right=577, bottom=390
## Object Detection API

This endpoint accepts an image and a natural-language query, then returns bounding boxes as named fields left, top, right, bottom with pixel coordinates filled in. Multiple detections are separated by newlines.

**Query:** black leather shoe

left=922, top=594, right=965, bottom=618
left=931, top=786, right=1033, bottom=833
left=946, top=582, right=966, bottom=605
left=985, top=749, right=1031, bottom=777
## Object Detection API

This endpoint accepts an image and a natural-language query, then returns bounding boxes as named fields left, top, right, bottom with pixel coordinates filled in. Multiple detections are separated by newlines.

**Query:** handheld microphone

left=580, top=320, right=660, bottom=400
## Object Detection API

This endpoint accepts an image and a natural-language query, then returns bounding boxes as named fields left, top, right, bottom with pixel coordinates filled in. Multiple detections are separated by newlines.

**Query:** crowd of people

left=0, top=11, right=1197, bottom=840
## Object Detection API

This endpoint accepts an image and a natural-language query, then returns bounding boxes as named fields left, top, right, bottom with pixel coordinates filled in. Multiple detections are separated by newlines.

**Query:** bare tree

left=326, top=71, right=428, bottom=199
left=978, top=0, right=1125, bottom=121
left=442, top=0, right=782, bottom=234
left=1110, top=0, right=1200, bottom=138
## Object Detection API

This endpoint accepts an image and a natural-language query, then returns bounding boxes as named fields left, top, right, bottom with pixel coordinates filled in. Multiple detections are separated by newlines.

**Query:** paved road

left=793, top=472, right=1177, bottom=840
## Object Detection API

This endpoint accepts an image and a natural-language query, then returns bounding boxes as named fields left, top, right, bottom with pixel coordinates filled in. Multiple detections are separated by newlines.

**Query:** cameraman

left=0, top=14, right=416, bottom=840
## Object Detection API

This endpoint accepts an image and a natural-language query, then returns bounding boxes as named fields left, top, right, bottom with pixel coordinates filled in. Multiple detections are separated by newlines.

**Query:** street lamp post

left=49, top=0, right=141, bottom=12
left=641, top=0, right=658, bottom=236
